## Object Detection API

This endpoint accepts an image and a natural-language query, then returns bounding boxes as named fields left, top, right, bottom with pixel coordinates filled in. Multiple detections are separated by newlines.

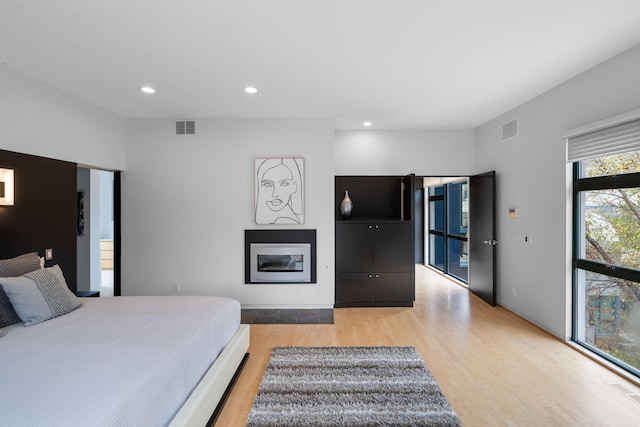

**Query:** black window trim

left=427, top=183, right=469, bottom=283
left=572, top=162, right=640, bottom=378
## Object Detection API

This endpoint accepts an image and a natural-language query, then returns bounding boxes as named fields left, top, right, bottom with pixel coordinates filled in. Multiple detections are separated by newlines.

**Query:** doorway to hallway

left=418, top=172, right=496, bottom=306
left=77, top=168, right=115, bottom=297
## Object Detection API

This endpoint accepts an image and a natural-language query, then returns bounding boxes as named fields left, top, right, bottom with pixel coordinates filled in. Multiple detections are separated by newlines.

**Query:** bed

left=0, top=253, right=249, bottom=427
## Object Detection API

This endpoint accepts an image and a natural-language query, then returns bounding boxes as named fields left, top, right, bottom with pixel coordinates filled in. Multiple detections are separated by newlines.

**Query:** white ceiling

left=1, top=0, right=640, bottom=130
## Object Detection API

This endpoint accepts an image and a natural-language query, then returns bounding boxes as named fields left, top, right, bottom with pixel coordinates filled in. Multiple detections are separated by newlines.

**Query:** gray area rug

left=246, top=346, right=461, bottom=426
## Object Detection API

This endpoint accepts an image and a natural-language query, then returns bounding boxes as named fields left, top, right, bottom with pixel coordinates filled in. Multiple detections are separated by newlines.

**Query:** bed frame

left=169, top=324, right=250, bottom=427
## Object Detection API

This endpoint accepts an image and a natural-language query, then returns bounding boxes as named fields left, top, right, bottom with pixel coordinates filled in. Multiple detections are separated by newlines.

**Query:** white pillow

left=0, top=265, right=82, bottom=326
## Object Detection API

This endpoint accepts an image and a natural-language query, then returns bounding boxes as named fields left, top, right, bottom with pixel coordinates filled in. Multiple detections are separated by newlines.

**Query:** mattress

left=0, top=295, right=241, bottom=427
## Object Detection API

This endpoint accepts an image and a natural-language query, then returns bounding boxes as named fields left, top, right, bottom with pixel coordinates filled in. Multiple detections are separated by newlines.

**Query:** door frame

left=418, top=173, right=497, bottom=306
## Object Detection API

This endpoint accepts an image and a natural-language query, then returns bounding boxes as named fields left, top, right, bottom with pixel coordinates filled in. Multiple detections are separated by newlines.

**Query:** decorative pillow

left=0, top=265, right=82, bottom=326
left=0, top=290, right=21, bottom=328
left=0, top=252, right=42, bottom=277
left=0, top=252, right=42, bottom=328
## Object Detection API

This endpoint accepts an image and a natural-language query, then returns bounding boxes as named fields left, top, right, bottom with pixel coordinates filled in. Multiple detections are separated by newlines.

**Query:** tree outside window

left=575, top=150, right=640, bottom=374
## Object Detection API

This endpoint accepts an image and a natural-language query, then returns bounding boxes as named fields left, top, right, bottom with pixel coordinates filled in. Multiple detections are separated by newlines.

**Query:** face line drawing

left=261, top=163, right=297, bottom=213
left=255, top=158, right=304, bottom=224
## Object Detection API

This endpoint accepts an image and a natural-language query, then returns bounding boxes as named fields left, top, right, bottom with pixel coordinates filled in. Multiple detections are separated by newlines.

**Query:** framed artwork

left=255, top=157, right=304, bottom=224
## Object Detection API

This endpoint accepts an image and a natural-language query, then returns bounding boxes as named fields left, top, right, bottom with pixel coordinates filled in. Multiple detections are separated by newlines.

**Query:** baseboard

left=498, top=302, right=565, bottom=340
left=564, top=341, right=640, bottom=388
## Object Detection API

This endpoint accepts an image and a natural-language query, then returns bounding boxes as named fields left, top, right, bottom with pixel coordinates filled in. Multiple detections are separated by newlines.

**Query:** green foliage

left=581, top=151, right=640, bottom=372
left=584, top=151, right=640, bottom=177
left=584, top=151, right=640, bottom=271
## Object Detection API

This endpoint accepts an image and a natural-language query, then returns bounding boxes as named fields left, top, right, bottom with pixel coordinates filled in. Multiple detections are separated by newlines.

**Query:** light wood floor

left=216, top=265, right=640, bottom=426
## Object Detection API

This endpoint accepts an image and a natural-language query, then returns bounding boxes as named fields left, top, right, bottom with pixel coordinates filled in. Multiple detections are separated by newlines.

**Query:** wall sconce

left=0, top=168, right=15, bottom=206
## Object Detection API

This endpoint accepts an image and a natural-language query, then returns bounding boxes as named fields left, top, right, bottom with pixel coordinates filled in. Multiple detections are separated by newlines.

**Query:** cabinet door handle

left=375, top=274, right=379, bottom=278
left=369, top=274, right=373, bottom=278
left=369, top=225, right=373, bottom=229
left=375, top=225, right=379, bottom=229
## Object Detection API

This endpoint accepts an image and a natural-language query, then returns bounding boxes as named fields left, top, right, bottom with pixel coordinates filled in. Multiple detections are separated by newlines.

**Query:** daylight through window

left=572, top=130, right=640, bottom=377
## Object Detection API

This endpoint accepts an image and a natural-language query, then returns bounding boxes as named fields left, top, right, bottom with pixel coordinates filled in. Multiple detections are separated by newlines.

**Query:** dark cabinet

left=335, top=221, right=414, bottom=307
left=335, top=175, right=415, bottom=307
left=336, top=222, right=412, bottom=273
left=336, top=221, right=413, bottom=306
left=335, top=272, right=373, bottom=303
left=335, top=271, right=412, bottom=304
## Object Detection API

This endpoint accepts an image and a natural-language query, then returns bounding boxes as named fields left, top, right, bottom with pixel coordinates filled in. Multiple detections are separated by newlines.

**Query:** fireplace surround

left=245, top=229, right=316, bottom=284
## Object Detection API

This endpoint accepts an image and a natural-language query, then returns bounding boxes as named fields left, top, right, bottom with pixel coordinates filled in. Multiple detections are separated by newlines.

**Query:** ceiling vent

left=176, top=120, right=196, bottom=135
left=502, top=119, right=518, bottom=141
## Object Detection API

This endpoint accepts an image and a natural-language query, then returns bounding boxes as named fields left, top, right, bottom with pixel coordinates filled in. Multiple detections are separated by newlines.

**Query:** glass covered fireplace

left=245, top=229, right=316, bottom=284
left=250, top=243, right=311, bottom=283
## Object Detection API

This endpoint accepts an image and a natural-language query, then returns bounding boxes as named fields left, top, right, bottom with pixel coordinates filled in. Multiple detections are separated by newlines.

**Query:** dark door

left=374, top=222, right=412, bottom=271
left=374, top=272, right=412, bottom=302
left=335, top=223, right=374, bottom=272
left=335, top=273, right=374, bottom=302
left=469, top=171, right=496, bottom=306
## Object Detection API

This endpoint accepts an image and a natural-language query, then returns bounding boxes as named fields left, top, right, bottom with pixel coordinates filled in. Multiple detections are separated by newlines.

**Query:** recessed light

left=362, top=121, right=372, bottom=127
left=244, top=86, right=258, bottom=94
left=140, top=86, right=156, bottom=94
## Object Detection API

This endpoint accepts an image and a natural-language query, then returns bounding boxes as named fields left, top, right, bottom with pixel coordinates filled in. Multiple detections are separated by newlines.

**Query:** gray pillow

left=0, top=290, right=21, bottom=329
left=0, top=265, right=82, bottom=326
left=0, top=252, right=42, bottom=328
left=0, top=252, right=42, bottom=277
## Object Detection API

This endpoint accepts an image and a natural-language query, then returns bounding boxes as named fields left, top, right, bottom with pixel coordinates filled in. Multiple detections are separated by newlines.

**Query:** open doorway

left=421, top=177, right=469, bottom=284
left=417, top=173, right=497, bottom=306
left=77, top=168, right=115, bottom=297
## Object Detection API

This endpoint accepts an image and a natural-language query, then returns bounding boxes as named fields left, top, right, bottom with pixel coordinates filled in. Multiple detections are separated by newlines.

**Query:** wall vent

left=502, top=119, right=518, bottom=141
left=176, top=120, right=196, bottom=135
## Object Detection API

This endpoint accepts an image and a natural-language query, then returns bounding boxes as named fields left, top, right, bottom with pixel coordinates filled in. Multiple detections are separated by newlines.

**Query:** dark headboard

left=0, top=149, right=77, bottom=291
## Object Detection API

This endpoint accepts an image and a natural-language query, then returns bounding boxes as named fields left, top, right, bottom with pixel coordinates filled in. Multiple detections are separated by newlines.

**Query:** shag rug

left=246, top=346, right=461, bottom=426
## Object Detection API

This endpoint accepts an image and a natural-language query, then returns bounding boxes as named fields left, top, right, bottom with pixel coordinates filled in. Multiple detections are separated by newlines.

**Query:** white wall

left=122, top=118, right=335, bottom=308
left=7, top=41, right=640, bottom=336
left=89, top=170, right=102, bottom=292
left=76, top=168, right=103, bottom=293
left=0, top=65, right=125, bottom=171
left=99, top=171, right=114, bottom=239
left=335, top=130, right=475, bottom=176
left=475, top=43, right=640, bottom=339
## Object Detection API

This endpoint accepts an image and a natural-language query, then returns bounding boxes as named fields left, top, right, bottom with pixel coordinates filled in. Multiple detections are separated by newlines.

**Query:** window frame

left=427, top=181, right=469, bottom=283
left=572, top=162, right=640, bottom=377
left=428, top=186, right=446, bottom=272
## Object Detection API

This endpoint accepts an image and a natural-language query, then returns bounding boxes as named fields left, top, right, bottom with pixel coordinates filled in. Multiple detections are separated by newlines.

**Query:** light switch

left=45, top=248, right=53, bottom=260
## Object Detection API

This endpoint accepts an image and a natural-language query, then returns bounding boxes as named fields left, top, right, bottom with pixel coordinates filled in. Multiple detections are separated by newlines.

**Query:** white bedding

left=0, top=295, right=241, bottom=427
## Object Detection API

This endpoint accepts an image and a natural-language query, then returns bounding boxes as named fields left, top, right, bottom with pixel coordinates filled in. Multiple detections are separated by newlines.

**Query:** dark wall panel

left=0, top=149, right=77, bottom=291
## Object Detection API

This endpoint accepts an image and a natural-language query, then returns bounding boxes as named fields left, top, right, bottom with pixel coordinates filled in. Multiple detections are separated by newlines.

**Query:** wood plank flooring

left=215, top=265, right=640, bottom=426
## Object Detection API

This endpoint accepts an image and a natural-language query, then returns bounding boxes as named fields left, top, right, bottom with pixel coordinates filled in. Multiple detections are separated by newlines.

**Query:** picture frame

left=254, top=157, right=304, bottom=224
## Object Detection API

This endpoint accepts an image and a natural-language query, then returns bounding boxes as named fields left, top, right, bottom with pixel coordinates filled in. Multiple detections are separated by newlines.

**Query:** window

left=427, top=180, right=468, bottom=283
left=429, top=185, right=445, bottom=271
left=571, top=116, right=640, bottom=377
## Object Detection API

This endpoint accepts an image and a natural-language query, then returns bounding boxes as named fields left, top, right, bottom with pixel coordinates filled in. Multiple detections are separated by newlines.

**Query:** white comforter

left=0, top=295, right=240, bottom=427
